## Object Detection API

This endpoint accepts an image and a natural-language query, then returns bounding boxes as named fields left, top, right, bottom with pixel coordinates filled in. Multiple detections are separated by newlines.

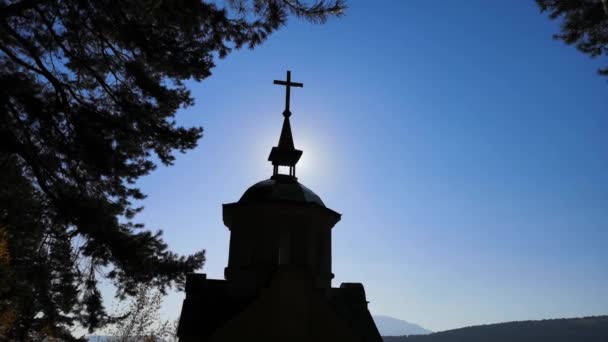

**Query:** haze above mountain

left=373, top=315, right=432, bottom=336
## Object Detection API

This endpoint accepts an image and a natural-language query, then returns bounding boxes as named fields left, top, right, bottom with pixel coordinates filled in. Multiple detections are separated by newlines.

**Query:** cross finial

left=268, top=70, right=304, bottom=179
left=273, top=70, right=303, bottom=117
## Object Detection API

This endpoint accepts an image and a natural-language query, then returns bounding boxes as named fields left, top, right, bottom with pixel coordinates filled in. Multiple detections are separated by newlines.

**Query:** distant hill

left=382, top=316, right=608, bottom=342
left=373, top=315, right=432, bottom=336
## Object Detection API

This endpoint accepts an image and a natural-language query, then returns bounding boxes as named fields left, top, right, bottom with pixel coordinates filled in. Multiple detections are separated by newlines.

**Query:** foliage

left=0, top=0, right=345, bottom=339
left=0, top=155, right=82, bottom=341
left=0, top=225, right=16, bottom=338
left=382, top=316, right=608, bottom=342
left=106, top=284, right=177, bottom=342
left=537, top=0, right=608, bottom=76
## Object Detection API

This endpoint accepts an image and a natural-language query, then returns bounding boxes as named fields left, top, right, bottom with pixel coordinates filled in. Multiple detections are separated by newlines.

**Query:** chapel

left=177, top=71, right=382, bottom=342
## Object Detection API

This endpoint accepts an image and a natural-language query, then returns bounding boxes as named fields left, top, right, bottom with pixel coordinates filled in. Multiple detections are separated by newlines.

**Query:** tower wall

left=223, top=202, right=340, bottom=295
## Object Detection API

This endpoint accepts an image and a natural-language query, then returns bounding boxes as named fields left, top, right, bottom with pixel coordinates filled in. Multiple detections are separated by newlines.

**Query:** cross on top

left=274, top=70, right=303, bottom=117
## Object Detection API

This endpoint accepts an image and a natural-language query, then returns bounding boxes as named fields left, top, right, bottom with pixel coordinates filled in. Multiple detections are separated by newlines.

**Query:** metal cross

left=273, top=70, right=303, bottom=117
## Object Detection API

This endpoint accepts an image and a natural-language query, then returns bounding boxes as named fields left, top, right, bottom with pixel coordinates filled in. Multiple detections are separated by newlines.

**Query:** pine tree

left=0, top=0, right=346, bottom=339
left=537, top=0, right=608, bottom=76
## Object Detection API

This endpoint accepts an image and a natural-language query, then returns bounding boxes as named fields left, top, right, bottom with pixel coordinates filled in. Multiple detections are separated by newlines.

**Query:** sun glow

left=246, top=122, right=335, bottom=186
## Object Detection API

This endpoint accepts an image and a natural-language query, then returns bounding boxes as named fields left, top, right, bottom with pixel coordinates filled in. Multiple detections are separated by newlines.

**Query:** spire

left=268, top=71, right=303, bottom=179
left=277, top=115, right=296, bottom=150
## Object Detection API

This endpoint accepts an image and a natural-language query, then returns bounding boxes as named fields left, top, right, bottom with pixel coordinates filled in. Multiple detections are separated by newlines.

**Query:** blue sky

left=117, top=0, right=607, bottom=332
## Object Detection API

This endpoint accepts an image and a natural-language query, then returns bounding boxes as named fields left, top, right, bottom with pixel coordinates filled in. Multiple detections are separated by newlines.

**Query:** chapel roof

left=177, top=273, right=383, bottom=342
left=239, top=176, right=325, bottom=207
left=238, top=70, right=327, bottom=207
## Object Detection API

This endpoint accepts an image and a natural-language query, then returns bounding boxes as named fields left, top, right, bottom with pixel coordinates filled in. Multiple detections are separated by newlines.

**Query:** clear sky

left=119, top=0, right=607, bottom=332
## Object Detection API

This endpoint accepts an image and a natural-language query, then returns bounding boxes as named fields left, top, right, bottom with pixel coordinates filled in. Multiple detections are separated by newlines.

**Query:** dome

left=239, top=177, right=325, bottom=207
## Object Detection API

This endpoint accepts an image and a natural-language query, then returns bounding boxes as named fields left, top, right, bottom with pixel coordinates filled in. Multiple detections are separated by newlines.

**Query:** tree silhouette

left=537, top=0, right=608, bottom=76
left=107, top=284, right=177, bottom=342
left=0, top=0, right=346, bottom=339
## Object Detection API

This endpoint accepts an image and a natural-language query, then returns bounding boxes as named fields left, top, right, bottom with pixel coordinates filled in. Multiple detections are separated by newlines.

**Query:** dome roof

left=239, top=177, right=325, bottom=207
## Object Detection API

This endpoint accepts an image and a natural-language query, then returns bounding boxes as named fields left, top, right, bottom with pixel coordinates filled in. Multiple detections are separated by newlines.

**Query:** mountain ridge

left=382, top=315, right=608, bottom=342
left=373, top=315, right=432, bottom=336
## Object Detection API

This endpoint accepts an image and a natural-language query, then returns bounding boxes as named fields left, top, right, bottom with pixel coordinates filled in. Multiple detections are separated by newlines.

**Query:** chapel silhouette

left=177, top=71, right=382, bottom=342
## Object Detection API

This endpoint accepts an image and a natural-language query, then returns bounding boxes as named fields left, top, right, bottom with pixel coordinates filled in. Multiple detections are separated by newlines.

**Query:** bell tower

left=222, top=71, right=340, bottom=296
left=178, top=70, right=383, bottom=342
